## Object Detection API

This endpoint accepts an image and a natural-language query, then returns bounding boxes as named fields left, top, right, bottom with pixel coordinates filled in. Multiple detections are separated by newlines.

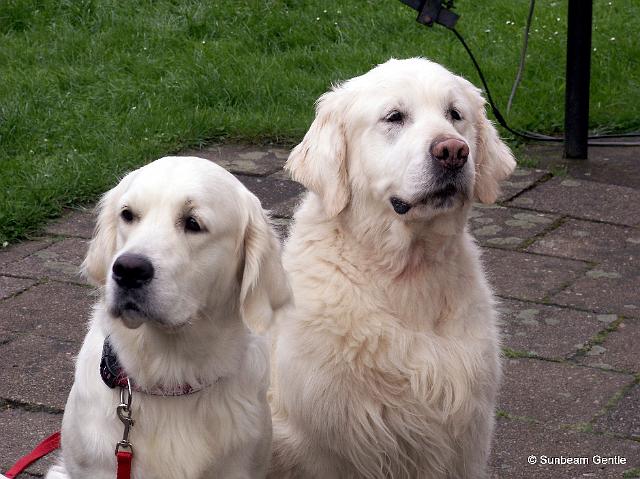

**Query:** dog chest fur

left=59, top=317, right=271, bottom=479
left=271, top=199, right=500, bottom=478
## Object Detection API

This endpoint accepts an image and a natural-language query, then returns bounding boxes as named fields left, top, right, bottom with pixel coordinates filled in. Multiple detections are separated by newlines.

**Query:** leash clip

left=115, top=378, right=134, bottom=455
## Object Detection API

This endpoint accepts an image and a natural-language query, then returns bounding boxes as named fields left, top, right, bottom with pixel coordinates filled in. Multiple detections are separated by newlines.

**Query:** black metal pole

left=564, top=0, right=593, bottom=159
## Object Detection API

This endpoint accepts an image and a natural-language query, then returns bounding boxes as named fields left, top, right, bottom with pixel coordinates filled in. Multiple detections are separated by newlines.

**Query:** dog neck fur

left=97, top=297, right=248, bottom=391
left=315, top=192, right=472, bottom=279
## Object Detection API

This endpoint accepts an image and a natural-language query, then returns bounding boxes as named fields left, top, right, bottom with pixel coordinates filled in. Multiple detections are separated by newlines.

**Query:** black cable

left=507, top=0, right=536, bottom=114
left=450, top=28, right=556, bottom=142
left=449, top=27, right=640, bottom=146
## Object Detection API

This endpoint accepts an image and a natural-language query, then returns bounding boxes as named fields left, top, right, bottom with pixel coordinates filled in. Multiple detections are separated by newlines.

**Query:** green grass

left=623, top=468, right=640, bottom=479
left=1, top=0, right=639, bottom=243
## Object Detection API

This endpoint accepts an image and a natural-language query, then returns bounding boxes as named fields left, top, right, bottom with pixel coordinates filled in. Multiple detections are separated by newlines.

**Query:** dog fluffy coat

left=46, top=157, right=290, bottom=479
left=269, top=58, right=516, bottom=478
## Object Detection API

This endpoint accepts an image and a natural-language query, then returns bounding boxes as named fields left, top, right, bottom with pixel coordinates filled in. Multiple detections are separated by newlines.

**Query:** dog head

left=286, top=58, right=515, bottom=223
left=83, top=156, right=289, bottom=333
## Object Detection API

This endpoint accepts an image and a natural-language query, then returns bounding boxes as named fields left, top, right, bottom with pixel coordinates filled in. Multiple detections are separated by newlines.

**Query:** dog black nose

left=112, top=253, right=154, bottom=289
left=430, top=137, right=469, bottom=171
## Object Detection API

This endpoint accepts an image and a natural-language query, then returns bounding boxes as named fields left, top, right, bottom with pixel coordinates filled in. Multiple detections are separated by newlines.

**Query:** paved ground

left=1, top=143, right=639, bottom=478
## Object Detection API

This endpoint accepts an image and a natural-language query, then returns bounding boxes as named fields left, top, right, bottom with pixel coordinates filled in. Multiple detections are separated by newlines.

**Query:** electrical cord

left=507, top=0, right=535, bottom=114
left=448, top=23, right=640, bottom=146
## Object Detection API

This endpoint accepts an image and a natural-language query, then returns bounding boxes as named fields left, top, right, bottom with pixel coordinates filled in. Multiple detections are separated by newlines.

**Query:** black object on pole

left=564, top=0, right=593, bottom=159
left=398, top=0, right=459, bottom=28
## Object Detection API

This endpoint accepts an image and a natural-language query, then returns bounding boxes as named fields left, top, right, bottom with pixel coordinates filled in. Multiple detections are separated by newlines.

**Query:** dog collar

left=99, top=336, right=211, bottom=396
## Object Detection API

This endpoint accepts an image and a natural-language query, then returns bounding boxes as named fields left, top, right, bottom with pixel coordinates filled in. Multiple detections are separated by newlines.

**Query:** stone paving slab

left=270, top=194, right=304, bottom=219
left=499, top=358, right=634, bottom=426
left=469, top=204, right=559, bottom=249
left=0, top=238, right=88, bottom=285
left=0, top=406, right=62, bottom=477
left=508, top=176, right=640, bottom=226
left=498, top=299, right=606, bottom=360
left=594, top=384, right=640, bottom=440
left=236, top=175, right=305, bottom=214
left=550, top=257, right=640, bottom=316
left=497, top=167, right=550, bottom=202
left=490, top=416, right=640, bottom=478
left=525, top=142, right=640, bottom=190
left=482, top=248, right=589, bottom=302
left=271, top=217, right=292, bottom=242
left=3, top=143, right=640, bottom=479
left=44, top=207, right=95, bottom=239
left=577, top=318, right=640, bottom=373
left=182, top=144, right=289, bottom=176
left=269, top=168, right=293, bottom=182
left=0, top=281, right=92, bottom=343
left=527, top=218, right=640, bottom=262
left=0, top=335, right=75, bottom=411
left=0, top=239, right=54, bottom=267
left=0, top=275, right=37, bottom=301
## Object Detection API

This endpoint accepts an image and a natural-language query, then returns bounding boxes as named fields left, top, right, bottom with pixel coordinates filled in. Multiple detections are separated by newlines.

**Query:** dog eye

left=449, top=108, right=462, bottom=122
left=121, top=209, right=134, bottom=223
left=184, top=216, right=202, bottom=233
left=384, top=110, right=404, bottom=124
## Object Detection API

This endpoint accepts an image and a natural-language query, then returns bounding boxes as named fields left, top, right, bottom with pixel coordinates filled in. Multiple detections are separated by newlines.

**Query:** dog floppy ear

left=473, top=107, right=517, bottom=204
left=285, top=89, right=350, bottom=218
left=82, top=172, right=134, bottom=285
left=239, top=194, right=291, bottom=334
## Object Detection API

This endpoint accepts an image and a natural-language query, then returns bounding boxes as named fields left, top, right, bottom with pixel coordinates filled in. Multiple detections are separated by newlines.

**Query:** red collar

left=99, top=336, right=214, bottom=396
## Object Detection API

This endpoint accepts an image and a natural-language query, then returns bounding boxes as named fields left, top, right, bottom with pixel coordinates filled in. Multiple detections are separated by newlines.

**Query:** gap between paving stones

left=484, top=245, right=596, bottom=301
left=0, top=277, right=46, bottom=302
left=498, top=300, right=630, bottom=373
left=0, top=398, right=64, bottom=415
left=589, top=378, right=640, bottom=432
left=496, top=294, right=636, bottom=324
left=571, top=317, right=625, bottom=360
left=497, top=406, right=639, bottom=442
left=0, top=273, right=94, bottom=290
left=500, top=293, right=639, bottom=323
left=517, top=216, right=568, bottom=252
left=496, top=170, right=553, bottom=203
left=500, top=344, right=632, bottom=378
left=539, top=273, right=597, bottom=305
left=499, top=203, right=640, bottom=228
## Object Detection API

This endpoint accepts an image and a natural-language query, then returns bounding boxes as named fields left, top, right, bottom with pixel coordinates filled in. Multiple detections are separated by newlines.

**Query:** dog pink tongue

left=121, top=312, right=144, bottom=329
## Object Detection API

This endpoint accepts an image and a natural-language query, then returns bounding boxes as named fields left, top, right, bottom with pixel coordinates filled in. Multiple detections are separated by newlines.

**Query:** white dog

left=46, top=156, right=290, bottom=479
left=269, top=58, right=516, bottom=479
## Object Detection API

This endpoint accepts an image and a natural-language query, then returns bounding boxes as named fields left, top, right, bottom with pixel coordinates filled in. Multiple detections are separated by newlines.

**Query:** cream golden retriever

left=269, top=58, right=516, bottom=479
left=46, top=156, right=290, bottom=479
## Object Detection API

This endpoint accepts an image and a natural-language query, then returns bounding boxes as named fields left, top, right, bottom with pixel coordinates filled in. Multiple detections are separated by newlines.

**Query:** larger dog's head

left=287, top=58, right=515, bottom=224
left=83, top=156, right=290, bottom=333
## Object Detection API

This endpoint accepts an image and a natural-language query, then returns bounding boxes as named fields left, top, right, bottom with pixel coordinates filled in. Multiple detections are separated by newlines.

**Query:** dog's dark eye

left=121, top=209, right=134, bottom=223
left=184, top=216, right=201, bottom=233
left=384, top=110, right=404, bottom=124
left=449, top=108, right=462, bottom=122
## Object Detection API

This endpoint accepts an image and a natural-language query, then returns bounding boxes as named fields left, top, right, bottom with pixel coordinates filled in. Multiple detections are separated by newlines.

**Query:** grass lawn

left=1, top=0, right=638, bottom=244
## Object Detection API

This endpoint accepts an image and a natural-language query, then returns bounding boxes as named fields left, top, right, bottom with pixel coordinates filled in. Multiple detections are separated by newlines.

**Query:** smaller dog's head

left=83, top=156, right=289, bottom=333
left=286, top=58, right=515, bottom=223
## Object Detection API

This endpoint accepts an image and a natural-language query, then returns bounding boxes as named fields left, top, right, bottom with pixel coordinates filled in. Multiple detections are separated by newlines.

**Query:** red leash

left=4, top=431, right=60, bottom=478
left=4, top=431, right=133, bottom=479
left=116, top=450, right=133, bottom=479
left=4, top=432, right=132, bottom=479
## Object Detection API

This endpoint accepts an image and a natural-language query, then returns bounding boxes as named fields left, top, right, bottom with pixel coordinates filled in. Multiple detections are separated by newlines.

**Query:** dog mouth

left=390, top=184, right=459, bottom=215
left=111, top=302, right=147, bottom=329
left=109, top=297, right=187, bottom=332
left=108, top=291, right=153, bottom=329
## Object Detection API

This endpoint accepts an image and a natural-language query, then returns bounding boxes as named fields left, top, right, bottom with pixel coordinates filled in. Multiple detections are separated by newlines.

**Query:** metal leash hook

left=115, top=378, right=134, bottom=455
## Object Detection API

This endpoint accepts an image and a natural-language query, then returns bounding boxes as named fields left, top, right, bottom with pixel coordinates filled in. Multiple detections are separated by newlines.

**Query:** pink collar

left=99, top=336, right=217, bottom=396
